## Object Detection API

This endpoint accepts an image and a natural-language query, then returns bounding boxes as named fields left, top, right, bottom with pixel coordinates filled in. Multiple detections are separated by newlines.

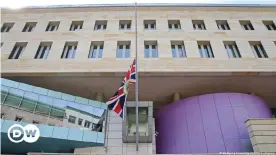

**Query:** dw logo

left=7, top=124, right=40, bottom=143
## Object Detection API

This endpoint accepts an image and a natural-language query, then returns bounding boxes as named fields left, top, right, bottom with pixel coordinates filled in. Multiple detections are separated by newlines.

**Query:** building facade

left=1, top=3, right=276, bottom=154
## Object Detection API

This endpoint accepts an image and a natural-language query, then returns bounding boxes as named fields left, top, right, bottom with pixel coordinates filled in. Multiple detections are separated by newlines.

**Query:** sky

left=1, top=0, right=276, bottom=9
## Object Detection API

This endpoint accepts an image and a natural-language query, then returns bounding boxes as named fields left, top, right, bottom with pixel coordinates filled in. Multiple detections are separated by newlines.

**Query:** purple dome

left=155, top=93, right=272, bottom=154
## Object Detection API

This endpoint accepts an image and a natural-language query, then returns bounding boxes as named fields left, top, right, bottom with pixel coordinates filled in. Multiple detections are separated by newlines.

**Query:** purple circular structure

left=155, top=93, right=272, bottom=154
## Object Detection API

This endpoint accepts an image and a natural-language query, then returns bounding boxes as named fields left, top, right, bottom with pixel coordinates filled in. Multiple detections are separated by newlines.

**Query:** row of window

left=5, top=40, right=275, bottom=59
left=68, top=115, right=98, bottom=129
left=2, top=19, right=276, bottom=32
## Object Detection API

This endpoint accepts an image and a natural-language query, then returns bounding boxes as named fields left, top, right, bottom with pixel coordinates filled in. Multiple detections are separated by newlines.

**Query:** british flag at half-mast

left=106, top=59, right=136, bottom=118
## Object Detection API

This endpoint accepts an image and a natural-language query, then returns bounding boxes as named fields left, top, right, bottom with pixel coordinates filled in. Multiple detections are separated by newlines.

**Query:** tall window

left=84, top=120, right=91, bottom=128
left=249, top=41, right=268, bottom=58
left=1, top=23, right=14, bottom=32
left=61, top=42, right=78, bottom=59
left=46, top=21, right=60, bottom=31
left=34, top=42, right=52, bottom=59
left=119, top=20, right=131, bottom=30
left=94, top=20, right=107, bottom=30
left=171, top=41, right=186, bottom=58
left=168, top=20, right=181, bottom=30
left=144, top=20, right=156, bottom=30
left=240, top=20, right=254, bottom=30
left=70, top=21, right=83, bottom=31
left=223, top=41, right=241, bottom=58
left=22, top=22, right=37, bottom=32
left=68, top=115, right=76, bottom=124
left=88, top=41, right=104, bottom=58
left=216, top=20, right=230, bottom=30
left=78, top=118, right=83, bottom=126
left=193, top=20, right=206, bottom=30
left=263, top=21, right=276, bottom=30
left=144, top=41, right=158, bottom=58
left=117, top=41, right=130, bottom=58
left=198, top=41, right=214, bottom=58
left=8, top=42, right=27, bottom=59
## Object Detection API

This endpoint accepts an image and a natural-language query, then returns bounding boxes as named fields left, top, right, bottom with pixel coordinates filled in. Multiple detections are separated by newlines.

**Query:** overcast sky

left=1, top=0, right=276, bottom=9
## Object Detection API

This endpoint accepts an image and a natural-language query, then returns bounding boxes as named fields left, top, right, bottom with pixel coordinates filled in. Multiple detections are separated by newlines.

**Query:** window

left=216, top=20, right=230, bottom=30
left=78, top=118, right=83, bottom=126
left=144, top=20, right=156, bottom=30
left=1, top=23, right=14, bottom=32
left=117, top=41, right=130, bottom=58
left=34, top=42, right=52, bottom=59
left=249, top=41, right=268, bottom=58
left=263, top=21, right=276, bottom=30
left=223, top=41, right=241, bottom=58
left=198, top=41, right=214, bottom=58
left=68, top=115, right=76, bottom=124
left=46, top=21, right=59, bottom=31
left=119, top=20, right=131, bottom=30
left=240, top=20, right=254, bottom=30
left=144, top=41, right=158, bottom=58
left=1, top=113, right=5, bottom=119
left=171, top=41, right=186, bottom=58
left=193, top=20, right=206, bottom=30
left=32, top=120, right=39, bottom=124
left=94, top=20, right=107, bottom=30
left=88, top=41, right=104, bottom=58
left=8, top=42, right=27, bottom=59
left=84, top=120, right=91, bottom=128
left=22, top=22, right=37, bottom=32
left=69, top=21, right=83, bottom=31
left=168, top=20, right=181, bottom=30
left=61, top=42, right=78, bottom=59
left=15, top=116, right=23, bottom=122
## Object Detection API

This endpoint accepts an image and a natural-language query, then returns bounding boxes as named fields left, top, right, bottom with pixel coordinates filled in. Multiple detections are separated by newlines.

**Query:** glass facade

left=1, top=78, right=107, bottom=132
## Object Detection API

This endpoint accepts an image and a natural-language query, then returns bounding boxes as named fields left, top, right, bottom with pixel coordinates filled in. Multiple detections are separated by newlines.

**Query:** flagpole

left=134, top=1, right=139, bottom=152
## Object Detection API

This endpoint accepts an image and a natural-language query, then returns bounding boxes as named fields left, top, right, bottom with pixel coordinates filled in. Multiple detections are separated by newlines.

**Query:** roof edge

left=1, top=3, right=276, bottom=10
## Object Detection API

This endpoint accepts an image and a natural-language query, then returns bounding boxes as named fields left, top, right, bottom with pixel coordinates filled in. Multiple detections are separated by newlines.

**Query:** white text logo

left=7, top=124, right=40, bottom=143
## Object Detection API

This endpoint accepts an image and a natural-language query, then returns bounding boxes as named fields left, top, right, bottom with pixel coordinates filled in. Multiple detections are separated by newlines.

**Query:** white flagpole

left=135, top=2, right=139, bottom=152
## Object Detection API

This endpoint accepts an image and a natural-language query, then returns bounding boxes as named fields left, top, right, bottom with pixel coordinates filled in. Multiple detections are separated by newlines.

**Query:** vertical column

left=9, top=21, right=25, bottom=32
left=47, top=40, right=66, bottom=60
left=181, top=19, right=193, bottom=32
left=172, top=93, right=181, bottom=102
left=204, top=19, right=217, bottom=31
left=251, top=20, right=267, bottom=31
left=185, top=41, right=201, bottom=58
left=228, top=20, right=242, bottom=31
left=33, top=21, right=48, bottom=32
left=261, top=40, right=276, bottom=58
left=103, top=41, right=117, bottom=58
left=106, top=20, right=118, bottom=33
left=1, top=42, right=16, bottom=60
left=58, top=20, right=71, bottom=32
left=156, top=19, right=168, bottom=31
left=211, top=40, right=229, bottom=59
left=95, top=93, right=104, bottom=102
left=158, top=40, right=171, bottom=58
left=20, top=41, right=40, bottom=59
left=236, top=40, right=255, bottom=58
left=75, top=40, right=90, bottom=59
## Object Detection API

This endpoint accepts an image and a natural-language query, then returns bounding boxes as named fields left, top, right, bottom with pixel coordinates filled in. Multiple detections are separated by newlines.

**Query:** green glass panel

left=1, top=92, right=7, bottom=104
left=20, top=98, right=36, bottom=112
left=35, top=102, right=51, bottom=115
left=50, top=107, right=65, bottom=119
left=4, top=93, right=22, bottom=107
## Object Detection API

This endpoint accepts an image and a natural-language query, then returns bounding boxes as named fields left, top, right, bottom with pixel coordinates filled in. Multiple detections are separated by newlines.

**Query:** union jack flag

left=106, top=59, right=136, bottom=118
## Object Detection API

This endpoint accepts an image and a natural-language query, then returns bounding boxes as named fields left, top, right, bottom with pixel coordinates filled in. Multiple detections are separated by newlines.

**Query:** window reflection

left=0, top=78, right=106, bottom=134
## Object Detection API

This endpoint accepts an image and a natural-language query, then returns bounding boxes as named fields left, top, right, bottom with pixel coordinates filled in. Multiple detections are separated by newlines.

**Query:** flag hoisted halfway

left=106, top=59, right=136, bottom=118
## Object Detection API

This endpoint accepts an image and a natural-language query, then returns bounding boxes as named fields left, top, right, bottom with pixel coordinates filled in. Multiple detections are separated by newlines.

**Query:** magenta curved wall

left=155, top=93, right=272, bottom=154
